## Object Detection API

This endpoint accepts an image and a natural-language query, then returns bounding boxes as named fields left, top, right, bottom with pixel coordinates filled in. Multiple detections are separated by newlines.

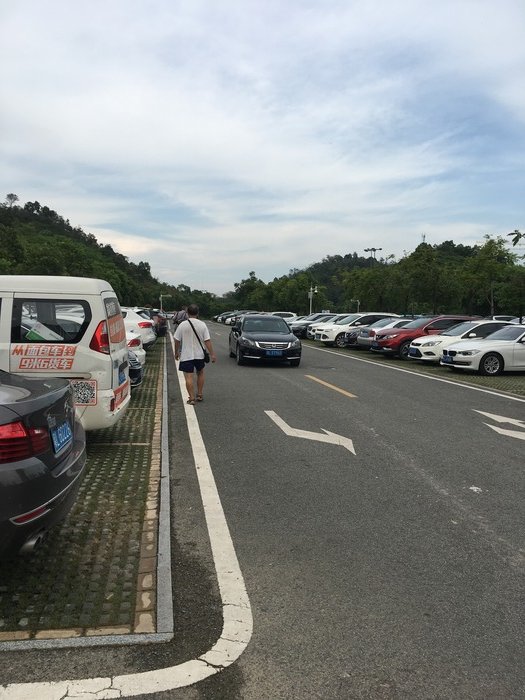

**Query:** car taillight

left=127, top=337, right=141, bottom=348
left=90, top=321, right=110, bottom=354
left=0, top=421, right=50, bottom=464
left=138, top=321, right=153, bottom=329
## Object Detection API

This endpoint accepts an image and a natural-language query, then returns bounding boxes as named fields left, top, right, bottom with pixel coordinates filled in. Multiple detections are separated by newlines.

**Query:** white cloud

left=2, top=0, right=524, bottom=294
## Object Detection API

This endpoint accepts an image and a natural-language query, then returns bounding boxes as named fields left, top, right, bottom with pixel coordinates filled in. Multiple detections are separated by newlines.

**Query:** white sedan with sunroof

left=440, top=325, right=525, bottom=375
left=408, top=320, right=513, bottom=363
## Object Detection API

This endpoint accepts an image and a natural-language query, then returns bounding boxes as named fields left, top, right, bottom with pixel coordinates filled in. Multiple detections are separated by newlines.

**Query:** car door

left=514, top=331, right=525, bottom=369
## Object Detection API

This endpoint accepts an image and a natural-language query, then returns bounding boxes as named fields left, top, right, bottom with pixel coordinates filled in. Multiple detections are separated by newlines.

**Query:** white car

left=270, top=311, right=298, bottom=322
left=440, top=325, right=525, bottom=375
left=307, top=314, right=349, bottom=340
left=121, top=308, right=157, bottom=349
left=126, top=329, right=146, bottom=367
left=408, top=320, right=513, bottom=363
left=315, top=312, right=400, bottom=348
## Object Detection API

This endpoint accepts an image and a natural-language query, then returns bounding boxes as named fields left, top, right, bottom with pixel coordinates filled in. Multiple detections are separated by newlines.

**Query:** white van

left=0, top=276, right=131, bottom=431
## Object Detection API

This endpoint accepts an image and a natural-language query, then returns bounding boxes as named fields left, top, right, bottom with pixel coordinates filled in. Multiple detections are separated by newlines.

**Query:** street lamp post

left=159, top=293, right=171, bottom=312
left=308, top=285, right=318, bottom=314
left=351, top=298, right=360, bottom=312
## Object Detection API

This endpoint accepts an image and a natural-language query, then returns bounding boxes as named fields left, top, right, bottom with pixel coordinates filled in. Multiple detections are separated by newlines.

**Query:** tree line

left=2, top=194, right=524, bottom=319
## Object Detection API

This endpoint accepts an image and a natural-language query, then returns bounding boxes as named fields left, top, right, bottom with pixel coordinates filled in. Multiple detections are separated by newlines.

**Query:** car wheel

left=479, top=352, right=504, bottom=376
left=334, top=333, right=346, bottom=348
left=236, top=345, right=245, bottom=365
left=398, top=340, right=411, bottom=360
left=290, top=359, right=301, bottom=367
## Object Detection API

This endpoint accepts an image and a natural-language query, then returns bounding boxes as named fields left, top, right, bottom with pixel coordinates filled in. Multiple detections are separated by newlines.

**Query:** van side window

left=12, top=299, right=92, bottom=343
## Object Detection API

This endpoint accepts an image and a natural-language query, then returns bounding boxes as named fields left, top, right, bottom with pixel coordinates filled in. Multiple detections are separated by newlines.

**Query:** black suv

left=229, top=314, right=302, bottom=366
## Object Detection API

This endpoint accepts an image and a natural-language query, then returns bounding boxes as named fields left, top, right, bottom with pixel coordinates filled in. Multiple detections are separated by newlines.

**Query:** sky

left=2, top=1, right=524, bottom=296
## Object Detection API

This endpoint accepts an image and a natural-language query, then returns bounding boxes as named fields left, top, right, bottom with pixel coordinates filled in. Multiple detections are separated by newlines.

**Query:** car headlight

left=422, top=340, right=442, bottom=347
left=457, top=349, right=481, bottom=356
left=384, top=333, right=399, bottom=339
left=239, top=336, right=255, bottom=347
left=291, top=338, right=301, bottom=348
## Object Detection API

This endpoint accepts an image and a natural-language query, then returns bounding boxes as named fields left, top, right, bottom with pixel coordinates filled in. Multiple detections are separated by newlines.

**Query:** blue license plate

left=371, top=342, right=380, bottom=349
left=266, top=349, right=283, bottom=357
left=442, top=355, right=452, bottom=364
left=409, top=348, right=418, bottom=356
left=51, top=421, right=73, bottom=453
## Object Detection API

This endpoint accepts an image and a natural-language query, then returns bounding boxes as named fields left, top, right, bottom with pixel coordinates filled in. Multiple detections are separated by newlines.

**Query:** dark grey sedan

left=0, top=370, right=87, bottom=559
left=229, top=314, right=302, bottom=366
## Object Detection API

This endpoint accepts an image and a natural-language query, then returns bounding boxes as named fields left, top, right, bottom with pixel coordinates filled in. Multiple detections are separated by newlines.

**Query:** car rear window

left=12, top=299, right=92, bottom=343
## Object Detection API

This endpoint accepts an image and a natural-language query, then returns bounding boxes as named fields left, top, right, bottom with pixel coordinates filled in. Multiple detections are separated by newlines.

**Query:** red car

left=371, top=315, right=479, bottom=360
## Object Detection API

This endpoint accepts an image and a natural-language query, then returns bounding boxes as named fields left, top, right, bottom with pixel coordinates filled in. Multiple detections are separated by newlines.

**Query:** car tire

left=236, top=345, right=245, bottom=365
left=479, top=352, right=504, bottom=376
left=398, top=340, right=412, bottom=360
left=290, top=359, right=301, bottom=367
left=229, top=347, right=235, bottom=358
left=334, top=333, right=346, bottom=348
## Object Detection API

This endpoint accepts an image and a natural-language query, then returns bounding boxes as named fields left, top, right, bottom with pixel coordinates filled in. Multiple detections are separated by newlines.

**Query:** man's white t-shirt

left=174, top=318, right=210, bottom=361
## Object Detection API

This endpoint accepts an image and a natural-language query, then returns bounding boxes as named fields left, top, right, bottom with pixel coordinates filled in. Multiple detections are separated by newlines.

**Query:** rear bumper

left=75, top=386, right=131, bottom=431
left=0, top=424, right=87, bottom=559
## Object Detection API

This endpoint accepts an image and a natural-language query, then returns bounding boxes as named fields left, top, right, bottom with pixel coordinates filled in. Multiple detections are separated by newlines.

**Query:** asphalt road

left=2, top=325, right=524, bottom=699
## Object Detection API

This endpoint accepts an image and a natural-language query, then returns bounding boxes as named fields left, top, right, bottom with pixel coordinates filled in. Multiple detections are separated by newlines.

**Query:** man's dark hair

left=187, top=304, right=199, bottom=317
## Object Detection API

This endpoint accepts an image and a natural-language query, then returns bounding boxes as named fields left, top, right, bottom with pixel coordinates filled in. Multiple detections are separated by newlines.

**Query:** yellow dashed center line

left=305, top=375, right=357, bottom=398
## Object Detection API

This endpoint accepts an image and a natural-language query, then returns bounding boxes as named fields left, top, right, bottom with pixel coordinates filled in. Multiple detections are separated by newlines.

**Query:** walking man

left=173, top=305, right=188, bottom=327
left=174, top=304, right=216, bottom=405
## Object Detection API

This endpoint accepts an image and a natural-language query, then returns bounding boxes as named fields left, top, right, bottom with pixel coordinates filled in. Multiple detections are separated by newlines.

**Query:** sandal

left=196, top=395, right=203, bottom=402
left=186, top=398, right=196, bottom=405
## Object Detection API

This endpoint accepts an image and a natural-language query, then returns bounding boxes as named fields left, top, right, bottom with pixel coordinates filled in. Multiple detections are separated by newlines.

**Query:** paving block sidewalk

left=0, top=340, right=164, bottom=643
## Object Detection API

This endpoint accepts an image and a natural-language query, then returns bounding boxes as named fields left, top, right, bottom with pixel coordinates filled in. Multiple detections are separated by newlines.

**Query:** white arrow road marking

left=474, top=411, right=525, bottom=429
left=474, top=410, right=525, bottom=441
left=265, top=410, right=356, bottom=455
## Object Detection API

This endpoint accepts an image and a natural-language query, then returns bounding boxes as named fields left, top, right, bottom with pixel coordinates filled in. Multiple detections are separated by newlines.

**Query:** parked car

left=371, top=315, right=479, bottom=360
left=0, top=370, right=87, bottom=559
left=307, top=314, right=350, bottom=340
left=216, top=311, right=240, bottom=323
left=408, top=320, right=514, bottom=363
left=128, top=350, right=145, bottom=389
left=316, top=312, right=400, bottom=347
left=229, top=314, right=302, bottom=366
left=291, top=313, right=337, bottom=338
left=121, top=308, right=157, bottom=349
left=440, top=325, right=525, bottom=375
left=225, top=310, right=260, bottom=325
left=1, top=275, right=130, bottom=431
left=343, top=314, right=402, bottom=347
left=269, top=311, right=298, bottom=322
left=138, top=308, right=168, bottom=337
left=356, top=318, right=413, bottom=349
left=126, top=329, right=146, bottom=367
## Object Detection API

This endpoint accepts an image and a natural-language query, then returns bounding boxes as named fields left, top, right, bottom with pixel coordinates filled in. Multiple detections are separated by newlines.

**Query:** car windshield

left=335, top=314, right=361, bottom=325
left=243, top=318, right=290, bottom=333
left=368, top=317, right=398, bottom=329
left=402, top=317, right=436, bottom=329
left=483, top=326, right=525, bottom=341
left=441, top=321, right=477, bottom=336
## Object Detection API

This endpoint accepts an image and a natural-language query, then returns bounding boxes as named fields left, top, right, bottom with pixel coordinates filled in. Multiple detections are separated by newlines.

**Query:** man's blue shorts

left=179, top=359, right=205, bottom=373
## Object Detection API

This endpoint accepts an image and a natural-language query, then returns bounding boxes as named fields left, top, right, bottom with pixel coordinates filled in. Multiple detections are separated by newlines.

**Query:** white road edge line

left=1, top=334, right=253, bottom=700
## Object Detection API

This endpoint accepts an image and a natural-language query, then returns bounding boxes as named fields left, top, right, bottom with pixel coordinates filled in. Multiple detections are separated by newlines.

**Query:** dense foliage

left=2, top=195, right=524, bottom=318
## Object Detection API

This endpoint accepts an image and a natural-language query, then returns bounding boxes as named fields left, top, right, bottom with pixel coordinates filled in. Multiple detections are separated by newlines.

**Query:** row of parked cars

left=296, top=310, right=525, bottom=376
left=0, top=275, right=164, bottom=560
